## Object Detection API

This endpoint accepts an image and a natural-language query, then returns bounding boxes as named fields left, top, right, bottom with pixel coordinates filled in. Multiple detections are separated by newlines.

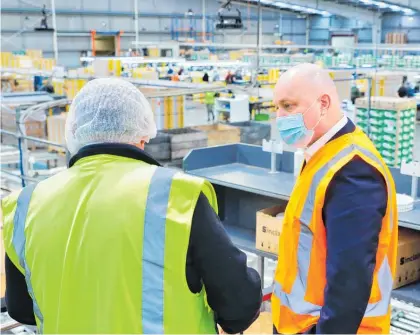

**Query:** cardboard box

left=394, top=227, right=420, bottom=289
left=355, top=96, right=416, bottom=111
left=256, top=205, right=287, bottom=255
left=193, top=124, right=240, bottom=146
left=47, top=113, right=67, bottom=152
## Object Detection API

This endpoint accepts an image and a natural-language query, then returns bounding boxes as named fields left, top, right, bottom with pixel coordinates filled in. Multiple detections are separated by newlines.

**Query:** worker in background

left=40, top=4, right=48, bottom=29
left=272, top=63, right=397, bottom=334
left=205, top=90, right=216, bottom=122
left=350, top=79, right=361, bottom=105
left=2, top=78, right=262, bottom=334
left=234, top=69, right=243, bottom=81
left=398, top=75, right=415, bottom=98
left=38, top=78, right=55, bottom=94
left=414, top=79, right=420, bottom=93
left=225, top=71, right=234, bottom=84
left=40, top=83, right=55, bottom=94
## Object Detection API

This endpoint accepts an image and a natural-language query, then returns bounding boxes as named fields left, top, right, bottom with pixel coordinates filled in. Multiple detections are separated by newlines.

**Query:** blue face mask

left=276, top=98, right=322, bottom=148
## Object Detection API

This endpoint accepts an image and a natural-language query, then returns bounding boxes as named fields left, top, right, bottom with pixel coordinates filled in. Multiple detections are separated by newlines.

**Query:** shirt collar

left=305, top=115, right=348, bottom=162
left=68, top=143, right=162, bottom=168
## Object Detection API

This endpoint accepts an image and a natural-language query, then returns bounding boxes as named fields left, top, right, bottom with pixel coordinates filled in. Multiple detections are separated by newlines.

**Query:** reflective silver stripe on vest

left=274, top=144, right=394, bottom=317
left=365, top=256, right=393, bottom=317
left=12, top=183, right=45, bottom=333
left=299, top=145, right=354, bottom=226
left=273, top=277, right=321, bottom=316
left=142, top=167, right=176, bottom=334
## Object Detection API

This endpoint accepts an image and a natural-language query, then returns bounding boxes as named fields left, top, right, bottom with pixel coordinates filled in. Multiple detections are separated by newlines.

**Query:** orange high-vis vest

left=272, top=127, right=398, bottom=334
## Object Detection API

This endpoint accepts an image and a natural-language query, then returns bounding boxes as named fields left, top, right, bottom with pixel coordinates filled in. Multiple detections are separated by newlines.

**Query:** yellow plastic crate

left=26, top=49, right=43, bottom=58
left=0, top=52, right=12, bottom=67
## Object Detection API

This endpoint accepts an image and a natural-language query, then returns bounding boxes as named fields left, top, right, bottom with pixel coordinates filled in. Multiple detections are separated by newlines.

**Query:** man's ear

left=133, top=141, right=146, bottom=150
left=320, top=94, right=331, bottom=111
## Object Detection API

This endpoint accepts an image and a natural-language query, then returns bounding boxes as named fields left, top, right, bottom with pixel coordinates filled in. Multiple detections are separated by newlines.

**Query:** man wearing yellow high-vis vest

left=272, top=64, right=397, bottom=334
left=2, top=78, right=262, bottom=333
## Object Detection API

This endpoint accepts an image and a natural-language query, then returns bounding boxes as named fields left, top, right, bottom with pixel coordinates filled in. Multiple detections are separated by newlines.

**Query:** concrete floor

left=183, top=101, right=215, bottom=127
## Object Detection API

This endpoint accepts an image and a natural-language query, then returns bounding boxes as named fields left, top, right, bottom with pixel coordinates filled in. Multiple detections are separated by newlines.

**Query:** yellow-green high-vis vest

left=2, top=154, right=218, bottom=334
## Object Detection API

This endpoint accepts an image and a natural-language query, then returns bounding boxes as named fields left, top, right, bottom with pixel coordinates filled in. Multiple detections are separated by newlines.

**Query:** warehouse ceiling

left=243, top=0, right=379, bottom=22
left=368, top=0, right=420, bottom=10
left=324, top=0, right=418, bottom=14
left=241, top=0, right=417, bottom=23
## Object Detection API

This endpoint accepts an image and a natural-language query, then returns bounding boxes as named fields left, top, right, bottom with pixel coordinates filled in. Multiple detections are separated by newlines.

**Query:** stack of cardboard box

left=1, top=109, right=47, bottom=148
left=4, top=49, right=56, bottom=71
left=47, top=113, right=67, bottom=153
left=355, top=97, right=416, bottom=167
left=386, top=32, right=408, bottom=44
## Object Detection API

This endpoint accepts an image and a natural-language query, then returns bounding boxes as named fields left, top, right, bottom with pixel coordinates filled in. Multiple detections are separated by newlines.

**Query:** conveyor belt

left=391, top=299, right=420, bottom=334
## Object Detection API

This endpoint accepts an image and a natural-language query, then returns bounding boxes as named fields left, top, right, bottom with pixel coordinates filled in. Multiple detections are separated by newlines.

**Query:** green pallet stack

left=355, top=97, right=417, bottom=168
left=354, top=54, right=376, bottom=68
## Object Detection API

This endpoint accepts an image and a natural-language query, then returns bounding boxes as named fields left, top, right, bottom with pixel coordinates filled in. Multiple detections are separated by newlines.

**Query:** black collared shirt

left=5, top=143, right=262, bottom=334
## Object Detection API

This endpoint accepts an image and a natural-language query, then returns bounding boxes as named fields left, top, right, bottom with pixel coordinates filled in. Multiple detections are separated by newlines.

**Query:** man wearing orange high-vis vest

left=272, top=64, right=398, bottom=334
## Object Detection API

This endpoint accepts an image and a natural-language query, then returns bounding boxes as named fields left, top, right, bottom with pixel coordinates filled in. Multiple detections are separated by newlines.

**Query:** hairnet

left=65, top=78, right=157, bottom=154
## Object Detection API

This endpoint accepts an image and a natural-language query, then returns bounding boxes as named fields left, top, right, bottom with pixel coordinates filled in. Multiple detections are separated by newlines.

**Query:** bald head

left=274, top=63, right=343, bottom=145
left=275, top=63, right=338, bottom=100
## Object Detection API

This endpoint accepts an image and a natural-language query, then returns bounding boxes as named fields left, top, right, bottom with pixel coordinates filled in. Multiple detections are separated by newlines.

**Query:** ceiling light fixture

left=389, top=4, right=402, bottom=11
left=375, top=1, right=388, bottom=8
left=272, top=1, right=288, bottom=8
left=249, top=0, right=331, bottom=16
left=355, top=0, right=416, bottom=14
left=402, top=8, right=415, bottom=15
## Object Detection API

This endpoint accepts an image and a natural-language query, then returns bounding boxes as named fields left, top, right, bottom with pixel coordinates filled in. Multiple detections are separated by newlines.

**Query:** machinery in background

left=216, top=0, right=243, bottom=30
